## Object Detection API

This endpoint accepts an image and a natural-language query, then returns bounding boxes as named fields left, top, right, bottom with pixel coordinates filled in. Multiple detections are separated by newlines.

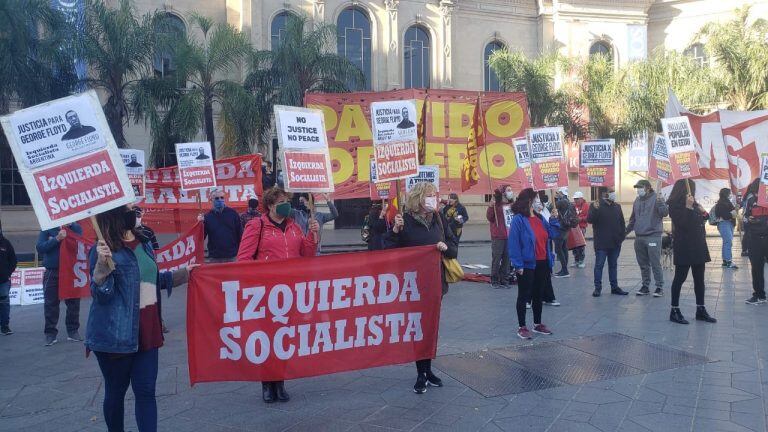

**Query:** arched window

left=684, top=43, right=708, bottom=67
left=484, top=41, right=505, bottom=92
left=589, top=41, right=613, bottom=61
left=153, top=13, right=185, bottom=79
left=271, top=11, right=292, bottom=50
left=404, top=25, right=430, bottom=89
left=337, top=7, right=371, bottom=90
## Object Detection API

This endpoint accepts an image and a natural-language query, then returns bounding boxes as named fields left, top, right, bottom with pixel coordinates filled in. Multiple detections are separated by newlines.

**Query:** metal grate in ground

left=433, top=333, right=711, bottom=397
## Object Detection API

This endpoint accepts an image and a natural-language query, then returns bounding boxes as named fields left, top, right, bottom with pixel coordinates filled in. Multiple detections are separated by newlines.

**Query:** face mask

left=248, top=198, right=258, bottom=209
left=505, top=191, right=514, bottom=200
left=533, top=199, right=544, bottom=212
left=276, top=201, right=292, bottom=217
left=123, top=210, right=137, bottom=230
left=424, top=196, right=438, bottom=211
left=135, top=217, right=142, bottom=228
left=637, top=189, right=646, bottom=198
left=607, top=192, right=616, bottom=202
left=213, top=198, right=225, bottom=210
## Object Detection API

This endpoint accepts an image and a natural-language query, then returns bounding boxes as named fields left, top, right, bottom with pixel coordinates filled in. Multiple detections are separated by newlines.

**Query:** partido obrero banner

left=59, top=223, right=205, bottom=299
left=578, top=139, right=615, bottom=187
left=187, top=246, right=442, bottom=383
left=305, top=89, right=530, bottom=198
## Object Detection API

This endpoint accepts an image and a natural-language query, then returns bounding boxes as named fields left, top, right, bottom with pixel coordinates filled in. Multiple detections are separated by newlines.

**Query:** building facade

left=3, top=0, right=768, bottom=230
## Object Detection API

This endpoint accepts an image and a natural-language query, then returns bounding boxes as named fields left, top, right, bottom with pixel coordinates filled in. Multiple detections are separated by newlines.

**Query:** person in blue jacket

left=508, top=188, right=561, bottom=340
left=36, top=221, right=83, bottom=346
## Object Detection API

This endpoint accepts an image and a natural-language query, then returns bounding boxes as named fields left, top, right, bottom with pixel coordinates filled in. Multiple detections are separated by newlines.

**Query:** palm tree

left=696, top=5, right=768, bottom=111
left=168, top=14, right=252, bottom=159
left=81, top=0, right=159, bottom=148
left=248, top=14, right=365, bottom=108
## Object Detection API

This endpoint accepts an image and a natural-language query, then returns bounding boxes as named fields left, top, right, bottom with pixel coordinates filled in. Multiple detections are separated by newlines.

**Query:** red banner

left=138, top=155, right=262, bottom=233
left=305, top=90, right=530, bottom=197
left=566, top=142, right=580, bottom=173
left=59, top=223, right=204, bottom=299
left=187, top=246, right=442, bottom=384
left=578, top=166, right=615, bottom=187
left=532, top=160, right=568, bottom=190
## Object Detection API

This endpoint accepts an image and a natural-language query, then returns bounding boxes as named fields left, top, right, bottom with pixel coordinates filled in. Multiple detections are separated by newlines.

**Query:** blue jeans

left=95, top=348, right=159, bottom=432
left=0, top=280, right=9, bottom=327
left=717, top=221, right=734, bottom=261
left=594, top=247, right=621, bottom=291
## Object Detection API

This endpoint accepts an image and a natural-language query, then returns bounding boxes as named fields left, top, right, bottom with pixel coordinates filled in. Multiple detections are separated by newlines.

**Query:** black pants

left=670, top=264, right=705, bottom=307
left=43, top=269, right=80, bottom=336
left=517, top=260, right=548, bottom=327
left=554, top=236, right=568, bottom=272
left=748, top=234, right=768, bottom=298
left=415, top=359, right=432, bottom=375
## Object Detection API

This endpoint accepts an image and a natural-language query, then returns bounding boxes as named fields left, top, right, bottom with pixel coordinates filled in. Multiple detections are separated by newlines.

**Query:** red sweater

left=487, top=204, right=510, bottom=240
left=237, top=214, right=317, bottom=261
left=574, top=199, right=590, bottom=230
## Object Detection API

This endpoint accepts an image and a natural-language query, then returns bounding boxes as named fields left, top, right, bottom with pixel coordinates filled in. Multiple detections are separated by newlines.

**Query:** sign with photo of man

left=370, top=100, right=420, bottom=182
left=175, top=142, right=217, bottom=191
left=0, top=90, right=135, bottom=230
left=119, top=149, right=146, bottom=197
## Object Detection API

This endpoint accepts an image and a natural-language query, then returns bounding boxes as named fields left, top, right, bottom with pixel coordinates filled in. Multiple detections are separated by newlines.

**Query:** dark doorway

left=334, top=198, right=371, bottom=228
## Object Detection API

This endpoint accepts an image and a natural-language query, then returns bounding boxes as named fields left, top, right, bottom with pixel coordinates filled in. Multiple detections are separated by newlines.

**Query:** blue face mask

left=213, top=199, right=225, bottom=210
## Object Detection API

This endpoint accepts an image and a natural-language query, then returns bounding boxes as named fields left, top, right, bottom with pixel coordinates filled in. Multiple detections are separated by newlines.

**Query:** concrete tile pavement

left=1, top=237, right=767, bottom=432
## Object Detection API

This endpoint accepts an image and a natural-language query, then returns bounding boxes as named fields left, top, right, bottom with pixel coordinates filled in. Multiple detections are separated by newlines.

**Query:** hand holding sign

left=393, top=214, right=404, bottom=233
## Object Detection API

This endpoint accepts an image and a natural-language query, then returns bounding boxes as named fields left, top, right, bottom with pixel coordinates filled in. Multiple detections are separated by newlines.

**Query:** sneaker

left=636, top=286, right=650, bottom=296
left=543, top=300, right=561, bottom=306
left=533, top=324, right=553, bottom=335
left=592, top=290, right=601, bottom=297
left=653, top=288, right=664, bottom=297
left=44, top=335, right=58, bottom=346
left=746, top=295, right=762, bottom=305
left=611, top=288, right=629, bottom=295
left=517, top=326, right=533, bottom=340
left=526, top=302, right=531, bottom=309
left=724, top=262, right=739, bottom=269
left=67, top=331, right=83, bottom=342
left=578, top=262, right=586, bottom=268
left=413, top=374, right=427, bottom=394
left=425, top=371, right=443, bottom=387
left=569, top=262, right=578, bottom=268
left=553, top=272, right=571, bottom=278
left=1, top=326, right=12, bottom=335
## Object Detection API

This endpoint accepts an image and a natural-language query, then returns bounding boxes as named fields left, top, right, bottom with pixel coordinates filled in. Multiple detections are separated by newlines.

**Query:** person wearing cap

left=203, top=188, right=243, bottom=263
left=571, top=191, right=589, bottom=268
left=626, top=179, right=668, bottom=297
left=553, top=187, right=577, bottom=278
left=441, top=193, right=469, bottom=243
left=240, top=195, right=262, bottom=228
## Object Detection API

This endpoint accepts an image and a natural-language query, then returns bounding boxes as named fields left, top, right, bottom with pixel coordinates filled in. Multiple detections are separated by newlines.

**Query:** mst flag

left=460, top=98, right=483, bottom=192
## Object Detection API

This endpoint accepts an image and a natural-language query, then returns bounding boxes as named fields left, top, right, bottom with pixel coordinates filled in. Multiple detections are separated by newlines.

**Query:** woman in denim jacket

left=87, top=204, right=193, bottom=432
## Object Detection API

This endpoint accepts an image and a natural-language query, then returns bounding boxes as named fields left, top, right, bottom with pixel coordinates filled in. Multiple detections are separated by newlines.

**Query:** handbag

left=436, top=214, right=464, bottom=283
left=566, top=227, right=586, bottom=250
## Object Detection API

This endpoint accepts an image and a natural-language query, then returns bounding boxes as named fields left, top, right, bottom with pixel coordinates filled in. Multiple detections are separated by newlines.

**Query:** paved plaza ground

left=2, top=236, right=767, bottom=432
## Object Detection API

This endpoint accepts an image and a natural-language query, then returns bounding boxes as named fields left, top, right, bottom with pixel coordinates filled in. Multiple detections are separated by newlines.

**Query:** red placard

left=10, top=270, right=22, bottom=288
left=566, top=142, right=580, bottom=173
left=669, top=151, right=701, bottom=181
left=283, top=151, right=333, bottom=191
left=23, top=268, right=44, bottom=286
left=374, top=141, right=419, bottom=182
left=180, top=165, right=216, bottom=190
left=129, top=174, right=145, bottom=197
left=187, top=246, right=442, bottom=384
left=32, top=150, right=126, bottom=222
left=531, top=160, right=568, bottom=190
left=649, top=157, right=672, bottom=184
left=578, top=166, right=615, bottom=187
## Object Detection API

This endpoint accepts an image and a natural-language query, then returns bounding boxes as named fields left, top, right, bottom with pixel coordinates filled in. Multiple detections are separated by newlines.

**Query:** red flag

left=417, top=96, right=429, bottom=165
left=460, top=98, right=483, bottom=192
left=59, top=229, right=95, bottom=300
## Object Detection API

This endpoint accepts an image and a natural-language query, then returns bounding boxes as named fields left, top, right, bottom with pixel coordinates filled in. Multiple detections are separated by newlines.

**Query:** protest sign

left=120, top=149, right=146, bottom=197
left=758, top=155, right=768, bottom=207
left=275, top=106, right=334, bottom=193
left=370, top=100, right=420, bottom=182
left=175, top=142, right=216, bottom=191
left=628, top=132, right=649, bottom=171
left=9, top=270, right=21, bottom=306
left=405, top=165, right=440, bottom=193
left=578, top=139, right=615, bottom=187
left=649, top=134, right=672, bottom=184
left=503, top=204, right=513, bottom=229
left=512, top=138, right=533, bottom=189
left=21, top=268, right=45, bottom=305
left=661, top=116, right=700, bottom=181
left=187, top=245, right=442, bottom=384
left=283, top=151, right=334, bottom=193
left=566, top=142, right=580, bottom=173
left=275, top=105, right=328, bottom=151
left=60, top=223, right=205, bottom=298
left=0, top=91, right=135, bottom=230
left=528, top=126, right=567, bottom=190
left=369, top=159, right=394, bottom=201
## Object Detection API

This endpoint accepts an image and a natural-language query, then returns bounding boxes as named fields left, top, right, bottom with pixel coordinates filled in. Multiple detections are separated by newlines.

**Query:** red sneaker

left=533, top=324, right=553, bottom=335
left=517, top=326, right=533, bottom=339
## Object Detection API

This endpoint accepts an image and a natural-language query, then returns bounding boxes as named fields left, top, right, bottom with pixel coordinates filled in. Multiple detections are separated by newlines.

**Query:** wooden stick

left=685, top=178, right=692, bottom=195
left=90, top=215, right=115, bottom=271
left=196, top=193, right=202, bottom=212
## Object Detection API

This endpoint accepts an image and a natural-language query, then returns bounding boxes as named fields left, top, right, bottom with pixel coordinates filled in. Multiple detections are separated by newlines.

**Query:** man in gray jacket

left=626, top=180, right=669, bottom=297
left=292, top=193, right=339, bottom=255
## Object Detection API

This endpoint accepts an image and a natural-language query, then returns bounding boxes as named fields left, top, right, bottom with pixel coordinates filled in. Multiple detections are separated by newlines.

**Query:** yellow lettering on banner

left=307, top=104, right=338, bottom=131
left=485, top=101, right=524, bottom=138
left=336, top=105, right=371, bottom=142
left=446, top=143, right=466, bottom=178
left=330, top=147, right=354, bottom=184
left=357, top=146, right=374, bottom=181
left=431, top=102, right=445, bottom=138
left=424, top=142, right=445, bottom=177
left=480, top=142, right=516, bottom=179
left=448, top=102, right=474, bottom=138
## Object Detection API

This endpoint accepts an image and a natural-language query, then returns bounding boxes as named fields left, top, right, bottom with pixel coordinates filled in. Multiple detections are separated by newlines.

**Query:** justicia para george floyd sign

left=0, top=91, right=134, bottom=230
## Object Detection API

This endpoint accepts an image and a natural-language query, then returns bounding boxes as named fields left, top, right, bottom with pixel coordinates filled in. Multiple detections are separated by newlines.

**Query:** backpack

left=361, top=215, right=372, bottom=243
left=708, top=205, right=720, bottom=226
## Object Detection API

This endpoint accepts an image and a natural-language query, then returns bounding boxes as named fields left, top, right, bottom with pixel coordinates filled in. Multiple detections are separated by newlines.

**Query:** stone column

left=439, top=0, right=454, bottom=88
left=313, top=0, right=325, bottom=25
left=384, top=0, right=400, bottom=89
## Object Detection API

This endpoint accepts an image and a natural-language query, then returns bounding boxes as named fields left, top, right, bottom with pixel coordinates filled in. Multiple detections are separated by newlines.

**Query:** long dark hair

left=747, top=178, right=760, bottom=196
left=493, top=185, right=510, bottom=204
left=667, top=179, right=695, bottom=208
left=718, top=188, right=732, bottom=203
left=511, top=188, right=536, bottom=215
left=96, top=205, right=137, bottom=251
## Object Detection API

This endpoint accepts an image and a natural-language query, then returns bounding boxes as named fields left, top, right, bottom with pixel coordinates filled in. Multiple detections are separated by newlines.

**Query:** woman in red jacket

left=571, top=191, right=590, bottom=268
left=236, top=187, right=319, bottom=403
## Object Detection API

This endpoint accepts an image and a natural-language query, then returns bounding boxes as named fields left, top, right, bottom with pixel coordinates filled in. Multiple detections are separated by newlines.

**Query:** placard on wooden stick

left=274, top=105, right=334, bottom=193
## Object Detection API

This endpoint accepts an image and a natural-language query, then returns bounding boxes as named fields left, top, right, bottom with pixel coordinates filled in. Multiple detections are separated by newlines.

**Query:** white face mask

left=424, top=196, right=438, bottom=211
left=135, top=217, right=142, bottom=228
left=607, top=192, right=617, bottom=202
left=505, top=191, right=514, bottom=200
left=533, top=198, right=544, bottom=212
left=637, top=189, right=646, bottom=198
